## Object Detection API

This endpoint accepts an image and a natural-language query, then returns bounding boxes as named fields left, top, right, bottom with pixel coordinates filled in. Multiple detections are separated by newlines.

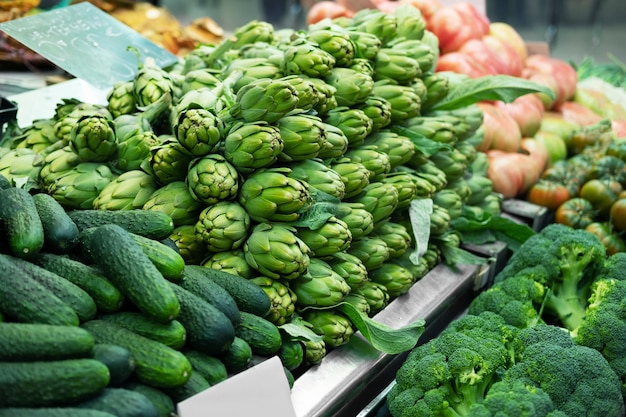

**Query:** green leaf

left=451, top=210, right=536, bottom=252
left=279, top=317, right=324, bottom=343
left=390, top=126, right=452, bottom=157
left=432, top=75, right=556, bottom=111
left=440, top=244, right=490, bottom=267
left=335, top=303, right=425, bottom=354
left=290, top=188, right=341, bottom=230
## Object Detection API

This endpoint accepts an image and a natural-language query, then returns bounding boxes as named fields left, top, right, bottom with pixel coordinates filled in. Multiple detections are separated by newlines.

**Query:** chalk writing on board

left=0, top=2, right=178, bottom=89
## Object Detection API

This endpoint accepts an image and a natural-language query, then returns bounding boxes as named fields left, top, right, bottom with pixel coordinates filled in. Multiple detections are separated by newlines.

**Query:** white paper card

left=177, top=356, right=297, bottom=417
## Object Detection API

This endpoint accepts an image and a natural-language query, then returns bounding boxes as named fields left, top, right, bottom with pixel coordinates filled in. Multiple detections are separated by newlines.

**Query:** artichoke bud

left=202, top=249, right=257, bottom=279
left=296, top=216, right=352, bottom=258
left=12, top=119, right=60, bottom=154
left=355, top=95, right=393, bottom=133
left=373, top=48, right=422, bottom=84
left=343, top=293, right=371, bottom=316
left=287, top=158, right=346, bottom=200
left=93, top=169, right=157, bottom=211
left=432, top=189, right=463, bottom=220
left=352, top=281, right=389, bottom=316
left=243, top=222, right=311, bottom=281
left=302, top=310, right=354, bottom=349
left=250, top=276, right=297, bottom=325
left=54, top=104, right=112, bottom=145
left=362, top=130, right=416, bottom=169
left=381, top=172, right=419, bottom=210
left=281, top=36, right=336, bottom=78
left=223, top=121, right=284, bottom=175
left=372, top=81, right=422, bottom=122
left=290, top=258, right=350, bottom=308
left=324, top=67, right=375, bottom=108
left=328, top=158, right=370, bottom=200
left=335, top=201, right=375, bottom=240
left=303, top=338, right=327, bottom=365
left=69, top=114, right=117, bottom=163
left=172, top=108, right=225, bottom=157
left=169, top=225, right=208, bottom=265
left=445, top=177, right=471, bottom=203
left=0, top=148, right=43, bottom=186
left=229, top=78, right=300, bottom=124
left=347, top=236, right=391, bottom=271
left=148, top=136, right=194, bottom=186
left=116, top=130, right=160, bottom=172
left=195, top=201, right=251, bottom=253
left=107, top=81, right=137, bottom=118
left=430, top=204, right=451, bottom=236
left=180, top=68, right=221, bottom=94
left=238, top=167, right=312, bottom=223
left=403, top=116, right=457, bottom=145
left=387, top=38, right=435, bottom=74
left=349, top=9, right=398, bottom=45
left=372, top=221, right=412, bottom=259
left=409, top=78, right=428, bottom=104
left=47, top=163, right=116, bottom=210
left=430, top=148, right=468, bottom=182
left=348, top=58, right=375, bottom=77
left=222, top=58, right=284, bottom=92
left=326, top=250, right=369, bottom=290
left=317, top=123, right=349, bottom=159
left=238, top=41, right=284, bottom=62
left=142, top=181, right=204, bottom=227
left=343, top=147, right=392, bottom=183
left=276, top=112, right=326, bottom=162
left=393, top=4, right=427, bottom=41
left=187, top=153, right=239, bottom=205
left=323, top=107, right=372, bottom=148
left=230, top=20, right=277, bottom=50
left=304, top=77, right=338, bottom=115
left=421, top=73, right=451, bottom=111
left=306, top=29, right=357, bottom=67
left=279, top=75, right=319, bottom=112
left=346, top=30, right=382, bottom=61
left=369, top=263, right=416, bottom=299
left=133, top=57, right=175, bottom=107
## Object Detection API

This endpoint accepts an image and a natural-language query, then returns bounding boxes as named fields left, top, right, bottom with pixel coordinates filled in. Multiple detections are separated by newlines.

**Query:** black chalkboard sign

left=0, top=2, right=178, bottom=89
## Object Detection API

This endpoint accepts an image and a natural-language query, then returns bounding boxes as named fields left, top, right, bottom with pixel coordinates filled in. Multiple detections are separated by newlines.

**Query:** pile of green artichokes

left=0, top=5, right=502, bottom=365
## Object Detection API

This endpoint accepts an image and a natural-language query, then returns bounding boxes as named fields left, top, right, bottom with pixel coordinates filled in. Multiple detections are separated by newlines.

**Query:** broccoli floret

left=504, top=324, right=625, bottom=417
left=467, top=379, right=559, bottom=417
left=468, top=274, right=545, bottom=329
left=494, top=224, right=605, bottom=332
left=575, top=278, right=626, bottom=398
left=596, top=252, right=626, bottom=281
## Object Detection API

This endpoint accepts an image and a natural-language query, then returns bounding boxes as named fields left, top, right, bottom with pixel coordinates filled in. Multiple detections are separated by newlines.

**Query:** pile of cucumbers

left=0, top=179, right=289, bottom=417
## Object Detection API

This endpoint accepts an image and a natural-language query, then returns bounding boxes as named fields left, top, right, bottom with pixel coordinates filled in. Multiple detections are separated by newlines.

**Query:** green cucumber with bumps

left=184, top=350, right=228, bottom=385
left=0, top=253, right=79, bottom=326
left=0, top=187, right=44, bottom=258
left=186, top=265, right=271, bottom=317
left=76, top=388, right=160, bottom=417
left=122, top=382, right=176, bottom=417
left=219, top=336, right=252, bottom=374
left=99, top=311, right=187, bottom=350
left=91, top=343, right=136, bottom=387
left=10, top=256, right=97, bottom=322
left=0, top=322, right=94, bottom=361
left=164, top=370, right=210, bottom=403
left=180, top=265, right=241, bottom=326
left=82, top=319, right=192, bottom=389
left=129, top=232, right=185, bottom=281
left=32, top=192, right=80, bottom=254
left=235, top=311, right=282, bottom=356
left=0, top=359, right=110, bottom=407
left=33, top=252, right=124, bottom=313
left=0, top=409, right=116, bottom=417
left=68, top=209, right=174, bottom=240
left=79, top=224, right=179, bottom=323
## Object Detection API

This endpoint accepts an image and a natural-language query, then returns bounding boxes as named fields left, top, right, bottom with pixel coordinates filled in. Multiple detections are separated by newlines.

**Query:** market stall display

left=0, top=0, right=625, bottom=415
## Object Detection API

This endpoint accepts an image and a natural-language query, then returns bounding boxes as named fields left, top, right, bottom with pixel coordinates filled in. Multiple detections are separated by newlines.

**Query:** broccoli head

left=467, top=379, right=560, bottom=417
left=493, top=224, right=605, bottom=332
left=504, top=324, right=625, bottom=417
left=575, top=278, right=626, bottom=398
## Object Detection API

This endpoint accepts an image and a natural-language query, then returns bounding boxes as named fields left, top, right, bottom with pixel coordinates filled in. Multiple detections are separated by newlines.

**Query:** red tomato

left=478, top=102, right=522, bottom=152
left=458, top=39, right=508, bottom=75
left=556, top=101, right=604, bottom=127
left=525, top=55, right=578, bottom=107
left=496, top=94, right=545, bottom=137
left=555, top=197, right=596, bottom=229
left=522, top=71, right=559, bottom=110
left=584, top=222, right=626, bottom=256
left=519, top=137, right=549, bottom=176
left=610, top=198, right=626, bottom=233
left=481, top=34, right=524, bottom=77
left=486, top=150, right=525, bottom=198
left=436, top=52, right=493, bottom=79
left=527, top=180, right=572, bottom=211
left=488, top=22, right=527, bottom=62
left=427, top=3, right=489, bottom=54
left=399, top=0, right=442, bottom=20
left=307, top=1, right=353, bottom=25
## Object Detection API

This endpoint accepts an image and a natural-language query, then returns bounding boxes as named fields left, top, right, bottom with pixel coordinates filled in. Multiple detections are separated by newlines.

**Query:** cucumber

left=184, top=350, right=228, bottom=385
left=129, top=232, right=185, bottom=282
left=0, top=359, right=110, bottom=407
left=0, top=322, right=94, bottom=361
left=79, top=224, right=179, bottom=323
left=164, top=370, right=210, bottom=403
left=168, top=282, right=236, bottom=356
left=76, top=388, right=160, bottom=417
left=68, top=209, right=174, bottom=240
left=0, top=409, right=116, bottom=417
left=122, top=382, right=176, bottom=417
left=180, top=265, right=241, bottom=327
left=33, top=253, right=124, bottom=313
left=0, top=187, right=44, bottom=258
left=235, top=312, right=282, bottom=356
left=10, top=256, right=97, bottom=322
left=278, top=339, right=304, bottom=371
left=32, top=192, right=80, bottom=254
left=0, top=253, right=79, bottom=326
left=218, top=336, right=252, bottom=374
left=99, top=311, right=187, bottom=350
left=0, top=173, right=11, bottom=190
left=82, top=319, right=192, bottom=389
left=186, top=265, right=271, bottom=317
left=91, top=343, right=136, bottom=387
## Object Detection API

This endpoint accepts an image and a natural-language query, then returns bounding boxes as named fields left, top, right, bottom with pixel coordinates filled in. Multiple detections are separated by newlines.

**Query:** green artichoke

left=169, top=225, right=207, bottom=265
left=243, top=222, right=311, bottom=281
left=393, top=4, right=427, bottom=41
left=107, top=80, right=137, bottom=118
left=328, top=158, right=370, bottom=200
left=371, top=81, right=422, bottom=122
left=348, top=181, right=399, bottom=224
left=69, top=114, right=117, bottom=162
left=228, top=78, right=299, bottom=124
left=195, top=201, right=251, bottom=253
left=180, top=68, right=221, bottom=95
left=303, top=338, right=326, bottom=365
left=362, top=130, right=416, bottom=169
left=202, top=249, right=256, bottom=279
left=432, top=189, right=463, bottom=220
left=369, top=262, right=415, bottom=299
left=296, top=216, right=352, bottom=258
left=238, top=41, right=284, bottom=61
left=373, top=48, right=421, bottom=84
left=324, top=67, right=374, bottom=108
left=187, top=154, right=239, bottom=205
left=287, top=158, right=345, bottom=200
left=343, top=146, right=392, bottom=183
left=0, top=148, right=42, bottom=187
left=133, top=57, right=175, bottom=107
left=348, top=58, right=375, bottom=77
left=238, top=167, right=311, bottom=223
left=290, top=258, right=350, bottom=308
left=347, top=236, right=390, bottom=271
left=54, top=103, right=112, bottom=145
left=302, top=310, right=354, bottom=349
left=306, top=29, right=356, bottom=67
left=221, top=57, right=284, bottom=92
left=304, top=77, right=338, bottom=115
left=92, top=169, right=157, bottom=211
left=342, top=293, right=371, bottom=316
left=38, top=146, right=81, bottom=189
left=345, top=30, right=382, bottom=60
left=276, top=112, right=326, bottom=162
left=12, top=118, right=60, bottom=153
left=172, top=108, right=224, bottom=157
left=146, top=135, right=194, bottom=186
left=335, top=201, right=375, bottom=240
left=351, top=280, right=389, bottom=316
left=46, top=163, right=117, bottom=210
left=421, top=72, right=451, bottom=112
left=354, top=95, right=392, bottom=133
left=279, top=75, right=319, bottom=112
left=381, top=171, right=419, bottom=210
left=204, top=20, right=277, bottom=67
left=223, top=121, right=284, bottom=175
left=387, top=38, right=436, bottom=74
left=142, top=181, right=204, bottom=226
left=403, top=116, right=457, bottom=145
left=326, top=250, right=369, bottom=291
left=317, top=123, right=349, bottom=160
left=323, top=107, right=372, bottom=148
left=349, top=9, right=398, bottom=44
left=430, top=147, right=469, bottom=182
left=250, top=276, right=297, bottom=326
left=281, top=36, right=336, bottom=78
left=372, top=221, right=412, bottom=259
